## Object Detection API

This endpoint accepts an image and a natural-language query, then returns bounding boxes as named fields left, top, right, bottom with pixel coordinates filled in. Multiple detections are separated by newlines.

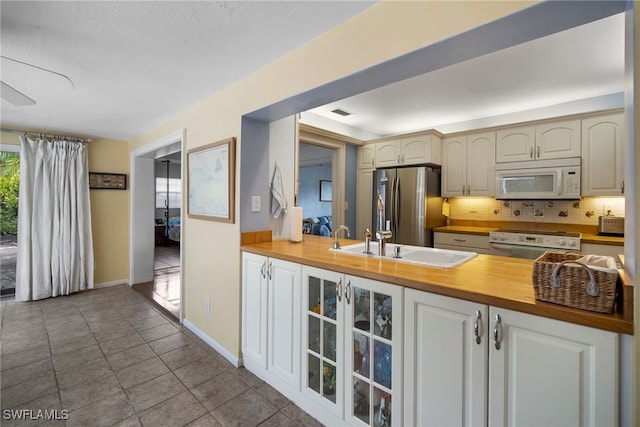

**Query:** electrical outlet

left=204, top=298, right=211, bottom=314
left=251, top=196, right=261, bottom=213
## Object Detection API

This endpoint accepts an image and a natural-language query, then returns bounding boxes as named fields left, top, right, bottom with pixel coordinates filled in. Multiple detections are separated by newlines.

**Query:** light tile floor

left=0, top=285, right=323, bottom=427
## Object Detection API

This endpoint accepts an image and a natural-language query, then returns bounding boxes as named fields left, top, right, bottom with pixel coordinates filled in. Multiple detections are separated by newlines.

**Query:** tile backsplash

left=447, top=197, right=624, bottom=225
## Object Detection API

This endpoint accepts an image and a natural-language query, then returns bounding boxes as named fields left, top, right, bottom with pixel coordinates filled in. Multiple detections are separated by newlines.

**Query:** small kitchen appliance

left=489, top=229, right=581, bottom=259
left=598, top=216, right=624, bottom=236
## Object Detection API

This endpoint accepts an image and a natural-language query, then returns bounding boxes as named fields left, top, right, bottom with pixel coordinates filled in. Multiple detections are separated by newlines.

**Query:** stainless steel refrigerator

left=372, top=166, right=445, bottom=247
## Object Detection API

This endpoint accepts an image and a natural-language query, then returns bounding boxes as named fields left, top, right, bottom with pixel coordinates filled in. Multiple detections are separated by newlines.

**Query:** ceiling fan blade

left=1, top=81, right=36, bottom=106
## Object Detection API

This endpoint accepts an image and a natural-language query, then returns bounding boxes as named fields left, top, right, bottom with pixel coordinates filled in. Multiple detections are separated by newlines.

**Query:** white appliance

left=495, top=158, right=581, bottom=200
left=489, top=229, right=581, bottom=259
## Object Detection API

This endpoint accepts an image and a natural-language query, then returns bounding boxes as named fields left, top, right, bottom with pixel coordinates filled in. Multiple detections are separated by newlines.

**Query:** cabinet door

left=345, top=276, right=403, bottom=427
left=488, top=307, right=618, bottom=427
left=358, top=145, right=376, bottom=169
left=496, top=126, right=535, bottom=163
left=404, top=289, right=487, bottom=427
left=536, top=119, right=581, bottom=160
left=442, top=136, right=467, bottom=197
left=268, top=258, right=302, bottom=389
left=402, top=134, right=442, bottom=166
left=242, top=252, right=268, bottom=368
left=302, top=266, right=345, bottom=417
left=467, top=132, right=495, bottom=196
left=581, top=112, right=625, bottom=196
left=356, top=169, right=373, bottom=235
left=375, top=140, right=402, bottom=167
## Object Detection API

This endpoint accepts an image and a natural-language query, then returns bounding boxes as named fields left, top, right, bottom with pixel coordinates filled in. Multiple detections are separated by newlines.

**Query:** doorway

left=0, top=147, right=19, bottom=300
left=130, top=129, right=185, bottom=320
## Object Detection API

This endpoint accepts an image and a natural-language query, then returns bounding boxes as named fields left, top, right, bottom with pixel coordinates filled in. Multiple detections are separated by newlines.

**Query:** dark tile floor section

left=0, top=285, right=324, bottom=427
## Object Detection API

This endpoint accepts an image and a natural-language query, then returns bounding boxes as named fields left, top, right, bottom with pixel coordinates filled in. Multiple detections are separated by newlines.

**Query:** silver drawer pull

left=454, top=238, right=466, bottom=243
left=493, top=314, right=502, bottom=350
left=474, top=310, right=482, bottom=344
left=345, top=280, right=351, bottom=305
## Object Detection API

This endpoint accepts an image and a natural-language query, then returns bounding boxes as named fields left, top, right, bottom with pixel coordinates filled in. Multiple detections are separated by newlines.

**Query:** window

left=156, top=177, right=182, bottom=208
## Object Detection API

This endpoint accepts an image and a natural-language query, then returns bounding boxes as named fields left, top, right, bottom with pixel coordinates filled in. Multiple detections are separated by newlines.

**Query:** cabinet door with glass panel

left=344, top=276, right=403, bottom=427
left=302, top=266, right=346, bottom=418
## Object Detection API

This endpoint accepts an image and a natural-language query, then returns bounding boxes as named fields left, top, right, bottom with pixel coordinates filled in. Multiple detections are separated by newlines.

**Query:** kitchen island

left=241, top=234, right=632, bottom=427
left=242, top=234, right=632, bottom=334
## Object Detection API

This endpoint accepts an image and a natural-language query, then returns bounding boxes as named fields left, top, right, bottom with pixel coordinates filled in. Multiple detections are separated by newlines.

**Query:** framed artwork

left=187, top=137, right=236, bottom=223
left=320, top=180, right=332, bottom=202
left=89, top=172, right=127, bottom=190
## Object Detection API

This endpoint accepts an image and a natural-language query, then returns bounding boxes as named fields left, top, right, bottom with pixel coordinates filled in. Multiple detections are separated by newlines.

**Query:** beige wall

left=87, top=137, right=130, bottom=285
left=130, top=1, right=536, bottom=358
left=0, top=129, right=130, bottom=286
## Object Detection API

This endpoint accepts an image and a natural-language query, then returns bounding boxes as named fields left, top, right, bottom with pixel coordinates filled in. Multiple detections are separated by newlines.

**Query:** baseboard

left=182, top=318, right=242, bottom=368
left=94, top=279, right=129, bottom=289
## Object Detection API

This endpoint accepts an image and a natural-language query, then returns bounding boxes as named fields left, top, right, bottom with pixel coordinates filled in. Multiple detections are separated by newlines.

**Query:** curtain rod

left=0, top=127, right=92, bottom=143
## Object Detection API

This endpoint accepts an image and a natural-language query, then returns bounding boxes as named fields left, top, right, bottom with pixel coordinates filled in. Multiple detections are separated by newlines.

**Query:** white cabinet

left=433, top=232, right=490, bottom=254
left=403, top=289, right=618, bottom=427
left=242, top=253, right=301, bottom=389
left=404, top=290, right=488, bottom=427
left=496, top=119, right=580, bottom=163
left=356, top=169, right=373, bottom=235
left=375, top=132, right=441, bottom=168
left=581, top=112, right=625, bottom=196
left=242, top=252, right=269, bottom=368
left=358, top=144, right=376, bottom=169
left=442, top=132, right=495, bottom=197
left=302, top=266, right=403, bottom=426
left=488, top=307, right=618, bottom=426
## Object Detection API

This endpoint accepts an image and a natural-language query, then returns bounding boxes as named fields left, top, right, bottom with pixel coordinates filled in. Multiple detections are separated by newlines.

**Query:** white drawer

left=434, top=232, right=490, bottom=250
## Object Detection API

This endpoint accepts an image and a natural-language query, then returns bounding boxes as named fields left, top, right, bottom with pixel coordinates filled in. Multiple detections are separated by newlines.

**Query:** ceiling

left=1, top=3, right=626, bottom=142
left=0, top=1, right=376, bottom=140
left=305, top=11, right=625, bottom=138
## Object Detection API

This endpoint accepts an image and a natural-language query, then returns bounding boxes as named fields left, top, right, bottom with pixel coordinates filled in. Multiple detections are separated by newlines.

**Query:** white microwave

left=495, top=158, right=581, bottom=200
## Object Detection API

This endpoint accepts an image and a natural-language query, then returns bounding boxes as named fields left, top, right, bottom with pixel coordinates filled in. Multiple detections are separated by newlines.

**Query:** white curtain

left=15, top=136, right=94, bottom=301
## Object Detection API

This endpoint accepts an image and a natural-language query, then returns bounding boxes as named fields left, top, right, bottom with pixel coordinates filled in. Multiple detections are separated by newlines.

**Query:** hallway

left=0, top=285, right=323, bottom=426
left=133, top=245, right=181, bottom=319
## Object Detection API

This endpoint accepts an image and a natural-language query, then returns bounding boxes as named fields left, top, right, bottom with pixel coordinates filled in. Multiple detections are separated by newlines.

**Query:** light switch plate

left=251, top=196, right=261, bottom=213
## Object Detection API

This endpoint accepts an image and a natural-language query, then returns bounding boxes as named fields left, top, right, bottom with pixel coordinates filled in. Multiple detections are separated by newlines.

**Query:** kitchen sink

left=330, top=242, right=478, bottom=268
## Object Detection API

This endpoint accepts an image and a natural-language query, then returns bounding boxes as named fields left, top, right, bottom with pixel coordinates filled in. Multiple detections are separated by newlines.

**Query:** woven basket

left=532, top=252, right=618, bottom=313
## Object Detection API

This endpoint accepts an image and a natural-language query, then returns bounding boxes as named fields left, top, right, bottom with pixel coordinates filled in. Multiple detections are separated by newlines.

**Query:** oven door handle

left=489, top=243, right=514, bottom=250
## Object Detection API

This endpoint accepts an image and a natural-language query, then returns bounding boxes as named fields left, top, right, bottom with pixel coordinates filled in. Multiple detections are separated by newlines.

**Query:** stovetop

left=493, top=229, right=582, bottom=238
left=489, top=229, right=581, bottom=249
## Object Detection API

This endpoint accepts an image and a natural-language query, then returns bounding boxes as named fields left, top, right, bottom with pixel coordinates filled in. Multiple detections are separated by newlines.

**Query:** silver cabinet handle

left=397, top=155, right=401, bottom=164
left=530, top=147, right=534, bottom=158
left=474, top=310, right=482, bottom=345
left=466, top=184, right=470, bottom=196
left=336, top=278, right=343, bottom=302
left=621, top=180, right=625, bottom=194
left=493, top=314, right=502, bottom=350
left=536, top=146, right=540, bottom=158
left=267, top=262, right=272, bottom=280
left=345, top=280, right=351, bottom=305
left=260, top=261, right=267, bottom=279
left=453, top=238, right=466, bottom=243
left=402, top=154, right=405, bottom=163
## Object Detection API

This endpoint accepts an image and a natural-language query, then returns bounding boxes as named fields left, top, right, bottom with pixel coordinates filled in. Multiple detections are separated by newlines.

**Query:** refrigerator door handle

left=394, top=175, right=400, bottom=235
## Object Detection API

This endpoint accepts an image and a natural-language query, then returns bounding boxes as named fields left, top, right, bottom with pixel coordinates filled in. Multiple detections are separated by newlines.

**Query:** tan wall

left=130, top=1, right=536, bottom=358
left=87, top=138, right=130, bottom=285
left=0, top=129, right=130, bottom=286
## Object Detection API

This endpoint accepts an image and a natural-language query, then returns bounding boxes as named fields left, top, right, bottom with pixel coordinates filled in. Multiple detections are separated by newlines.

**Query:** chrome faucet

left=376, top=195, right=392, bottom=256
left=333, top=225, right=351, bottom=249
left=363, top=228, right=373, bottom=255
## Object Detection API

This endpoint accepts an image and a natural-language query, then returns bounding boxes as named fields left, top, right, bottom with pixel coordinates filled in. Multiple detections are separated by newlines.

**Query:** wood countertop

left=241, top=235, right=633, bottom=335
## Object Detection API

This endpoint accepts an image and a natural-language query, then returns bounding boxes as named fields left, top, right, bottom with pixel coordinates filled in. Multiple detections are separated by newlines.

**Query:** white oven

left=489, top=229, right=581, bottom=259
left=495, top=158, right=581, bottom=200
